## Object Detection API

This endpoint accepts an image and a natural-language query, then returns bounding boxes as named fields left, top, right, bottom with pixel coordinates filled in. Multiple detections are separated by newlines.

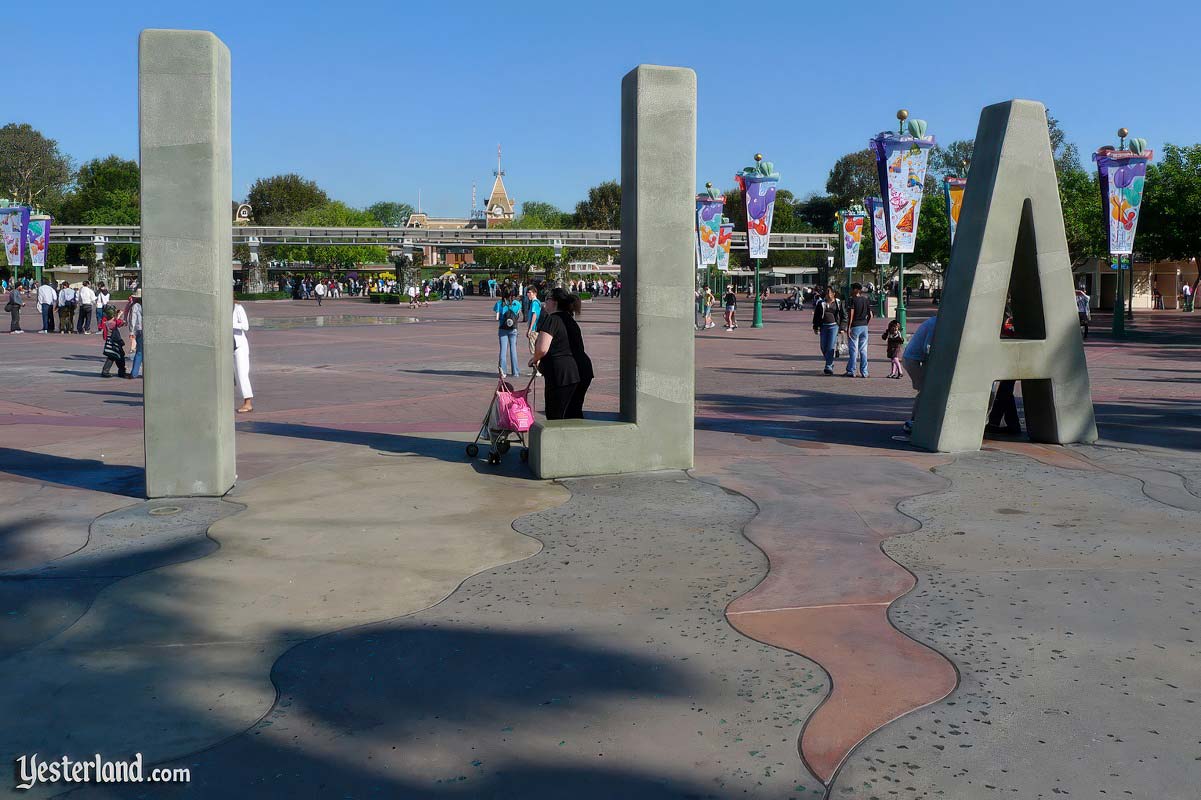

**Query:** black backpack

left=500, top=305, right=517, bottom=329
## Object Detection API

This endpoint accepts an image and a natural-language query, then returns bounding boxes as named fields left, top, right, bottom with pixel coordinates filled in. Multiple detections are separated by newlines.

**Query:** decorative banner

left=715, top=222, right=734, bottom=271
left=866, top=196, right=891, bottom=266
left=696, top=187, right=726, bottom=266
left=1092, top=144, right=1153, bottom=256
left=1, top=206, right=30, bottom=269
left=26, top=215, right=51, bottom=269
left=839, top=210, right=866, bottom=271
left=869, top=126, right=936, bottom=254
left=735, top=156, right=780, bottom=259
left=943, top=177, right=966, bottom=246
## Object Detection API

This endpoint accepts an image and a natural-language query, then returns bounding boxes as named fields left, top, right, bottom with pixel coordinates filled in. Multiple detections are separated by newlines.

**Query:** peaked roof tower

left=484, top=144, right=516, bottom=226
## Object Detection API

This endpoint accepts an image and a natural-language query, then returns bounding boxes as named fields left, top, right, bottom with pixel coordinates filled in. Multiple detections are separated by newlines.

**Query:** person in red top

left=98, top=305, right=129, bottom=378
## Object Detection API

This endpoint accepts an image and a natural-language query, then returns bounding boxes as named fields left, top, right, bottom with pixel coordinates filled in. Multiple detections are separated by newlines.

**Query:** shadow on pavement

left=75, top=624, right=711, bottom=799
left=0, top=448, right=144, bottom=497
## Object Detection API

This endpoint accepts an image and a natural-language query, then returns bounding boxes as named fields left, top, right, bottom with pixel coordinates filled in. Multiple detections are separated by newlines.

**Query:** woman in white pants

left=233, top=301, right=254, bottom=413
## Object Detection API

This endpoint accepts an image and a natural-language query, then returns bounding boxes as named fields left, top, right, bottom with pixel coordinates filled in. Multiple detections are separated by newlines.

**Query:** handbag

left=493, top=374, right=535, bottom=433
left=836, top=330, right=849, bottom=357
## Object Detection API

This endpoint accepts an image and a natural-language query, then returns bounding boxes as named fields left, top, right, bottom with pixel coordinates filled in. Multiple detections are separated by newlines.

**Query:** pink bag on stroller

left=494, top=376, right=535, bottom=433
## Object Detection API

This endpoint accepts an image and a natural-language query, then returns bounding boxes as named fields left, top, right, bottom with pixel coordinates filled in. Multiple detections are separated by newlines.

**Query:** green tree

left=516, top=200, right=570, bottom=228
left=796, top=193, right=838, bottom=232
left=1139, top=143, right=1201, bottom=273
left=246, top=174, right=329, bottom=224
left=929, top=139, right=974, bottom=180
left=275, top=202, right=389, bottom=267
left=0, top=123, right=73, bottom=209
left=575, top=180, right=621, bottom=229
left=1057, top=167, right=1106, bottom=266
left=55, top=156, right=141, bottom=266
left=825, top=148, right=878, bottom=208
left=365, top=201, right=414, bottom=227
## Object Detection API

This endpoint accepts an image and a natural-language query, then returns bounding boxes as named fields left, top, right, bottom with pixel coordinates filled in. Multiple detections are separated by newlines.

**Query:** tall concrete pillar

left=530, top=65, right=696, bottom=478
left=139, top=29, right=236, bottom=497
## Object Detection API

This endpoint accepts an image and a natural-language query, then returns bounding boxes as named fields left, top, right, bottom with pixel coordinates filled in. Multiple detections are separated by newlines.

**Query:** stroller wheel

left=520, top=447, right=529, bottom=463
left=488, top=452, right=500, bottom=465
left=466, top=443, right=479, bottom=458
left=497, top=440, right=511, bottom=455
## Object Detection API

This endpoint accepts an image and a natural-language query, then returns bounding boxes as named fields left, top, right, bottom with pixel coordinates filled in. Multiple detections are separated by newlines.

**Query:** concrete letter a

left=912, top=100, right=1098, bottom=452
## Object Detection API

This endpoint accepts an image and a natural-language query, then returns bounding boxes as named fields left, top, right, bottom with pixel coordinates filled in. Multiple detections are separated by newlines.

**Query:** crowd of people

left=10, top=265, right=1146, bottom=441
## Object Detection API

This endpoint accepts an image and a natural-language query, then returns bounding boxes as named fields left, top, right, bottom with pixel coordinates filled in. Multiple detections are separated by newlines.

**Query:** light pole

left=735, top=153, right=779, bottom=330
left=895, top=109, right=909, bottom=333
left=1112, top=127, right=1129, bottom=337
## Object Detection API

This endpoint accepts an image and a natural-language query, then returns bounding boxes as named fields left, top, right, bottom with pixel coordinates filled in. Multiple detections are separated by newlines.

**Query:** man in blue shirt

left=525, top=287, right=542, bottom=376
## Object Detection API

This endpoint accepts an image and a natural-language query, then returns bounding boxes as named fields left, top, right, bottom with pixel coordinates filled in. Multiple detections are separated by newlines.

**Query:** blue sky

left=13, top=1, right=1198, bottom=217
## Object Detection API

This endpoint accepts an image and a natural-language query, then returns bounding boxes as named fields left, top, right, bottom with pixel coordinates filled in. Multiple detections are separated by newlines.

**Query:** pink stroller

left=466, top=370, right=536, bottom=465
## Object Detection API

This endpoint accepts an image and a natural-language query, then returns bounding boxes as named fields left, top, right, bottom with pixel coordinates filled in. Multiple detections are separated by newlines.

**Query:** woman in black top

left=554, top=290, right=594, bottom=418
left=532, top=288, right=588, bottom=419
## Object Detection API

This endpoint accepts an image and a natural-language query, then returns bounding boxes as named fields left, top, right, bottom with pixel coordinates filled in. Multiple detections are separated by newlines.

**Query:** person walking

left=6, top=284, right=24, bottom=333
left=95, top=284, right=111, bottom=326
left=128, top=296, right=144, bottom=379
left=233, top=299, right=254, bottom=413
left=844, top=282, right=873, bottom=378
left=99, top=306, right=129, bottom=378
left=76, top=281, right=97, bottom=334
left=313, top=279, right=327, bottom=306
left=812, top=286, right=845, bottom=375
left=406, top=283, right=418, bottom=308
left=901, top=313, right=938, bottom=434
left=525, top=286, right=542, bottom=376
left=882, top=320, right=905, bottom=378
left=1183, top=281, right=1194, bottom=312
left=494, top=288, right=522, bottom=378
left=57, top=282, right=76, bottom=334
left=532, top=288, right=583, bottom=420
left=1075, top=285, right=1091, bottom=339
left=36, top=280, right=56, bottom=333
left=702, top=287, right=715, bottom=329
left=723, top=285, right=738, bottom=331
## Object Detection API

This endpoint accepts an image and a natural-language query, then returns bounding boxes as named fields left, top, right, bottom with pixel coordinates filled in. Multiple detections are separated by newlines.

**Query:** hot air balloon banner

left=735, top=158, right=780, bottom=260
left=943, top=177, right=966, bottom=247
left=696, top=191, right=726, bottom=266
left=866, top=196, right=891, bottom=266
left=870, top=127, right=936, bottom=254
left=1093, top=144, right=1153, bottom=256
left=26, top=215, right=51, bottom=269
left=715, top=222, right=734, bottom=271
left=840, top=211, right=866, bottom=270
left=0, top=207, right=30, bottom=268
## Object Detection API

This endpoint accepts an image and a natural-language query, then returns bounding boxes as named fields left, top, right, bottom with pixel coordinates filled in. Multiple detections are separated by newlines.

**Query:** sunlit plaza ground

left=2, top=295, right=1199, bottom=798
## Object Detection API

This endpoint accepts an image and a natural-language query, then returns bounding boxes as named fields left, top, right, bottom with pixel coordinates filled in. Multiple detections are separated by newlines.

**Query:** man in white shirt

left=76, top=281, right=97, bottom=334
left=36, top=280, right=57, bottom=333
left=406, top=284, right=418, bottom=308
left=313, top=280, right=327, bottom=306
